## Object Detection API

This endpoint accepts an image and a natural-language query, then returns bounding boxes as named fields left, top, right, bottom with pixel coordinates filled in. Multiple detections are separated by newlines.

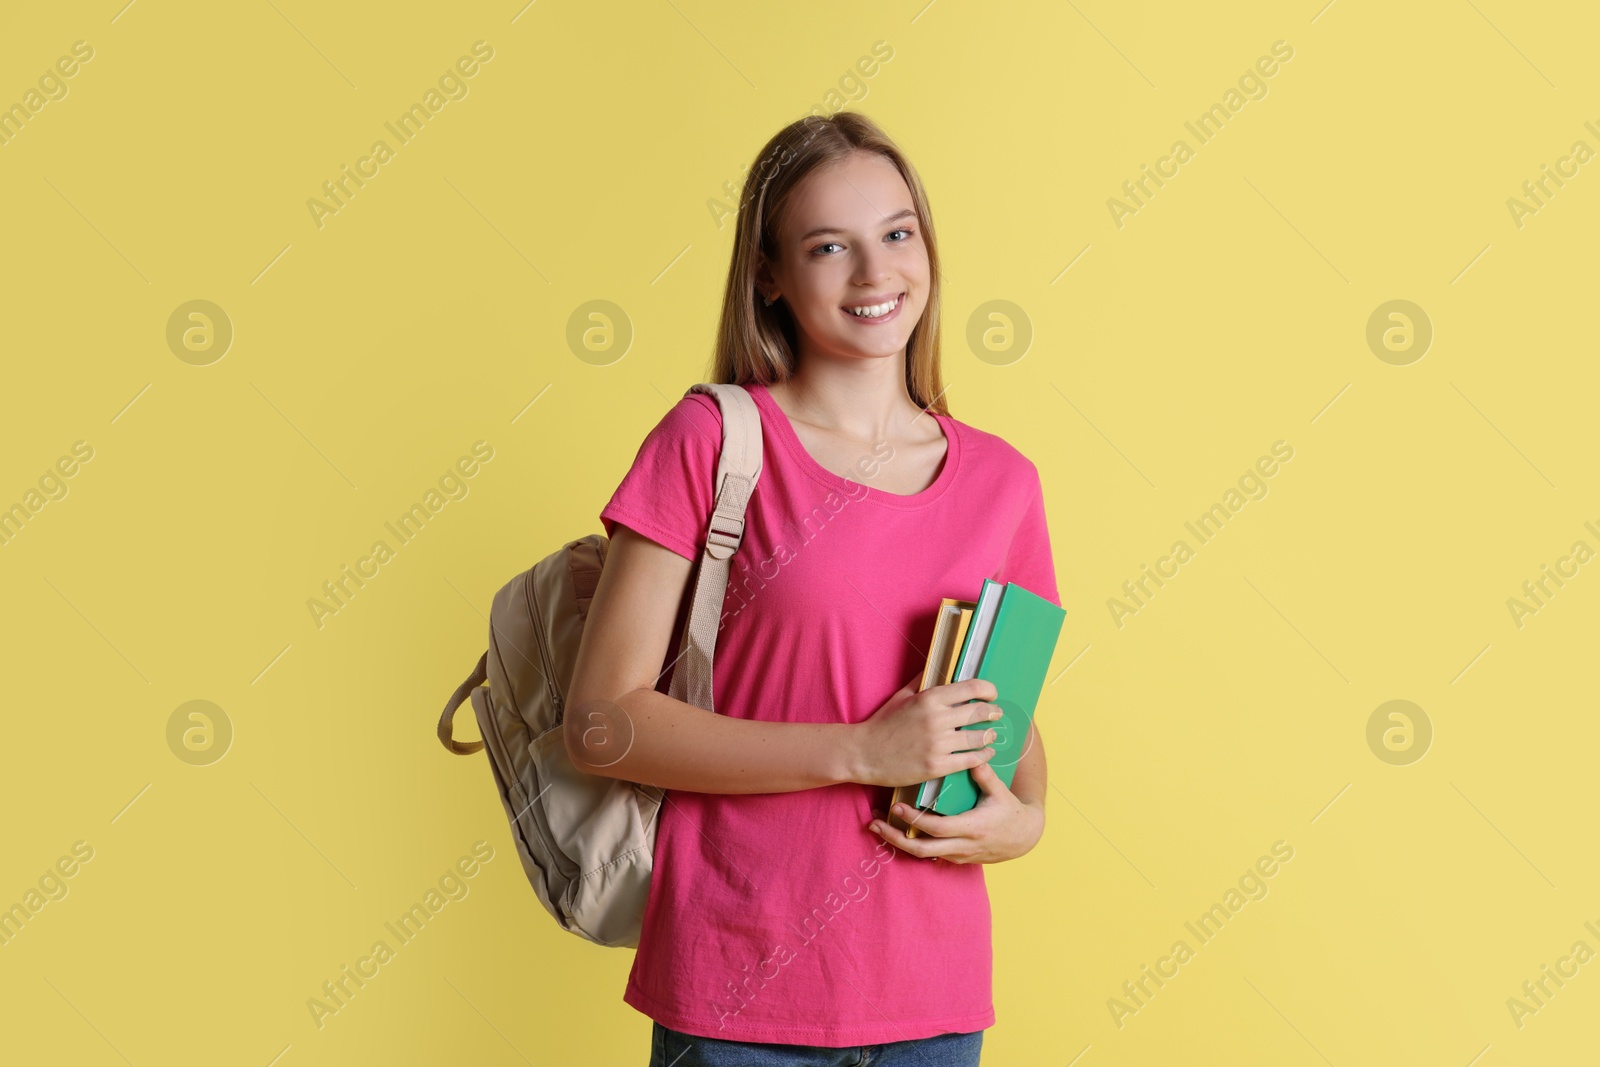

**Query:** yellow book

left=887, top=597, right=975, bottom=838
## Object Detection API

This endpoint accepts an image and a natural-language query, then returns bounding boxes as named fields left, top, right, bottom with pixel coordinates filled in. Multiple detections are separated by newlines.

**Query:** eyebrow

left=799, top=208, right=918, bottom=242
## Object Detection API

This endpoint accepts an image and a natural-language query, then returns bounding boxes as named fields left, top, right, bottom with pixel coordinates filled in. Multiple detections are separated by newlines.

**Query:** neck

left=772, top=350, right=927, bottom=442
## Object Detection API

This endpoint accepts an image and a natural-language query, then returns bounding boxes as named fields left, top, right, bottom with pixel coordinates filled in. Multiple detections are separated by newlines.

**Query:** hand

left=848, top=675, right=1004, bottom=789
left=867, top=760, right=1045, bottom=864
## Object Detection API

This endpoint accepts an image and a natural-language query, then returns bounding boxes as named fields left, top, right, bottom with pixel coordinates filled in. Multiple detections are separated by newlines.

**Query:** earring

left=762, top=292, right=775, bottom=307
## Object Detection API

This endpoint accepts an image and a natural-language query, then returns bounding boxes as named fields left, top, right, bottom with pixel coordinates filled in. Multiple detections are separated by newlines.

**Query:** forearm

left=566, top=686, right=861, bottom=794
left=1009, top=721, right=1047, bottom=810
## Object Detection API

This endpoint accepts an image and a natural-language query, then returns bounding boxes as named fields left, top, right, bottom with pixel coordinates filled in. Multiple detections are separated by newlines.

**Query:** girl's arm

left=1008, top=720, right=1047, bottom=813
left=565, top=525, right=862, bottom=793
left=568, top=525, right=1004, bottom=794
left=569, top=524, right=1004, bottom=793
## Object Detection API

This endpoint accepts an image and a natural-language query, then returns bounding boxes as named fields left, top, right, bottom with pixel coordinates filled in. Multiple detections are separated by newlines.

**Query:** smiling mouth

left=841, top=292, right=905, bottom=322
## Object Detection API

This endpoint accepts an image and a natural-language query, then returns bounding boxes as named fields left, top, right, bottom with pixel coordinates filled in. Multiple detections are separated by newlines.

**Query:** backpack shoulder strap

left=669, top=383, right=763, bottom=713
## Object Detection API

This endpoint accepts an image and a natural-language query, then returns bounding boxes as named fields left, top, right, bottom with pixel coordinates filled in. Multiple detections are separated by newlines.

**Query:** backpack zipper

left=524, top=570, right=565, bottom=723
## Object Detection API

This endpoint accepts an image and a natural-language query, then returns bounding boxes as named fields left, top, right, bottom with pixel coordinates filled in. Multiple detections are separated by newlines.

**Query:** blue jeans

left=649, top=1021, right=984, bottom=1066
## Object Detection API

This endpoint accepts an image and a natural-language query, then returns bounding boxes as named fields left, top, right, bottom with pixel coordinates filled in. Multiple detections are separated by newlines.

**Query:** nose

left=850, top=244, right=896, bottom=289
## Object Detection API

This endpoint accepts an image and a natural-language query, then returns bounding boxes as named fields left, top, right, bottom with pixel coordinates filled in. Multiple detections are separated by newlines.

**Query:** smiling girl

left=566, top=111, right=1059, bottom=1067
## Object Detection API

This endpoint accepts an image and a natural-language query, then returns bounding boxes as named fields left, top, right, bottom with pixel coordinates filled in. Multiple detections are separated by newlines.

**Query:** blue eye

left=811, top=229, right=916, bottom=256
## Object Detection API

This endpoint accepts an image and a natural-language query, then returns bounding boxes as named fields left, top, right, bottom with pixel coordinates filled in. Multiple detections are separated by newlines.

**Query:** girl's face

left=763, top=151, right=930, bottom=368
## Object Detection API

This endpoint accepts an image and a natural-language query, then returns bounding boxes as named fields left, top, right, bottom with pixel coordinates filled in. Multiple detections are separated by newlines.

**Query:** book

left=914, top=579, right=1004, bottom=809
left=887, top=597, right=975, bottom=839
left=913, top=579, right=1066, bottom=817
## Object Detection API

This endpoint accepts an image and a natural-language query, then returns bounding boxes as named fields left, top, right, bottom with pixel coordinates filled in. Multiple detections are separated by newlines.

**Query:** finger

left=969, top=759, right=1014, bottom=798
left=960, top=677, right=998, bottom=704
left=934, top=677, right=997, bottom=708
left=954, top=701, right=1004, bottom=729
left=890, top=802, right=956, bottom=839
left=947, top=726, right=996, bottom=753
left=893, top=801, right=993, bottom=844
left=928, top=739, right=998, bottom=772
left=932, top=747, right=996, bottom=781
left=869, top=816, right=930, bottom=857
left=874, top=817, right=967, bottom=860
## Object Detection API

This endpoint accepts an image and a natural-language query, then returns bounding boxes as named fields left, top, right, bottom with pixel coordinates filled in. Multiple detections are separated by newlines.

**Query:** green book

left=916, top=579, right=1066, bottom=816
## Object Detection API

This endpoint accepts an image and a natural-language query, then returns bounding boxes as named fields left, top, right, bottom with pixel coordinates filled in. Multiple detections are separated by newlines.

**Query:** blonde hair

left=708, top=112, right=949, bottom=416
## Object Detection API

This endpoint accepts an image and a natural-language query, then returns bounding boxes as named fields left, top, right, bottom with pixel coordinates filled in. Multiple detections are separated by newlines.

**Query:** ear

left=754, top=261, right=777, bottom=299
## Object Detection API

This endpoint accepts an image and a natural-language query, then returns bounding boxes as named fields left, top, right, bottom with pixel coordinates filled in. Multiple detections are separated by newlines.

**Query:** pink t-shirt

left=598, top=380, right=1058, bottom=1047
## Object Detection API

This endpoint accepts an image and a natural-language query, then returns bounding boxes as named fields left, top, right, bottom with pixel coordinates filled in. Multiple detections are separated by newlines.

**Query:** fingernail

left=869, top=822, right=882, bottom=834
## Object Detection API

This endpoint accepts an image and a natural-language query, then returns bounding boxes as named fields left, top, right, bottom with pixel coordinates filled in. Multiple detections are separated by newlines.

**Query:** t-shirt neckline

left=745, top=381, right=959, bottom=508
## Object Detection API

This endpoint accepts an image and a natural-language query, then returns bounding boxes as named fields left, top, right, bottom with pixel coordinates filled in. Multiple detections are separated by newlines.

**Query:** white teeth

left=846, top=294, right=900, bottom=317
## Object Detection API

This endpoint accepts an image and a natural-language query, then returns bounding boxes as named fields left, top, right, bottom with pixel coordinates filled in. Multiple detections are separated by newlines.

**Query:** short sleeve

left=600, top=393, right=722, bottom=561
left=1001, top=462, right=1059, bottom=607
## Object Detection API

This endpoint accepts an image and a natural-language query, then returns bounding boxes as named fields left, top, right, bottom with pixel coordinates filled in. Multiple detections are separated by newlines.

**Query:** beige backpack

left=436, top=383, right=763, bottom=947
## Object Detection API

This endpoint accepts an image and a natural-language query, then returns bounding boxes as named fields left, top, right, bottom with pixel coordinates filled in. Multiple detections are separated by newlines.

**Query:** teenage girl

left=567, top=111, right=1059, bottom=1067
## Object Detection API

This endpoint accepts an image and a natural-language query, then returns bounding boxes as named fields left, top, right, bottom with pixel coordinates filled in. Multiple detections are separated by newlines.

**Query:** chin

left=839, top=338, right=910, bottom=360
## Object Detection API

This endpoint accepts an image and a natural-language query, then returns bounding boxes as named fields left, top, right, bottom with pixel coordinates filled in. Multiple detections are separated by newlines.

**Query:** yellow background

left=2, top=1, right=1596, bottom=1063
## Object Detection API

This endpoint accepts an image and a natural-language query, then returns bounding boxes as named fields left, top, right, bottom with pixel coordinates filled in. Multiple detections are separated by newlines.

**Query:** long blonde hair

left=708, top=112, right=949, bottom=416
